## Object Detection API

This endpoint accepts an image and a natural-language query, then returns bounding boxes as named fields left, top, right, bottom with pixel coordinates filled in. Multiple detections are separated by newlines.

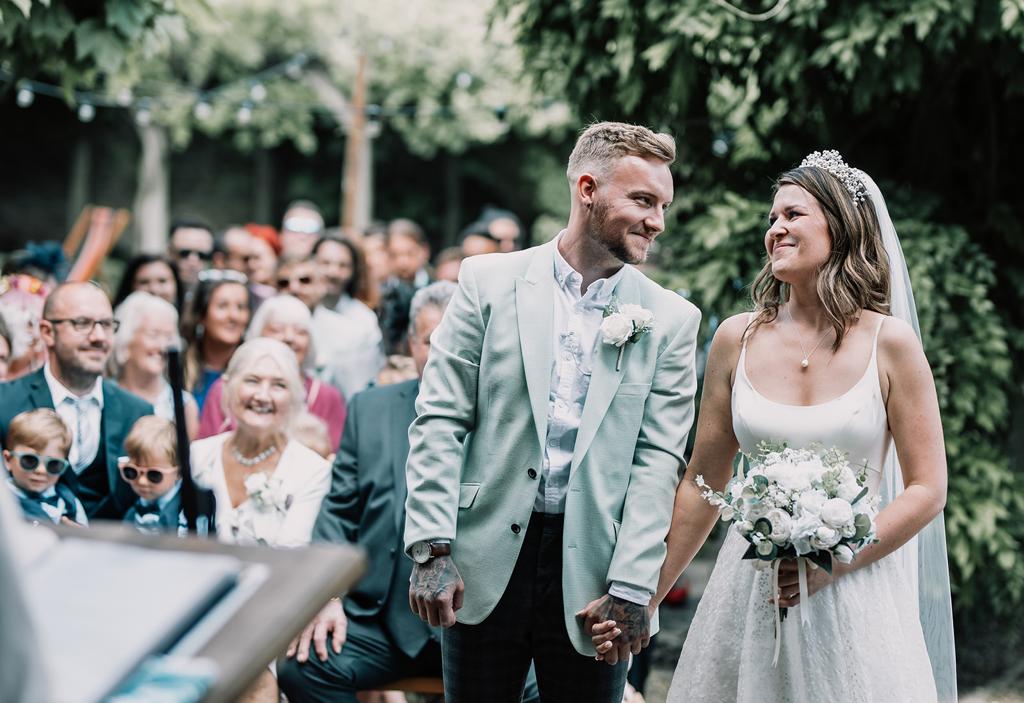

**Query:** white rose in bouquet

left=797, top=489, right=828, bottom=516
left=770, top=462, right=814, bottom=492
left=837, top=480, right=863, bottom=503
left=765, top=508, right=793, bottom=545
left=841, top=523, right=858, bottom=539
left=790, top=513, right=822, bottom=555
left=820, top=498, right=855, bottom=528
left=811, top=525, right=841, bottom=550
left=834, top=543, right=856, bottom=564
left=600, top=315, right=633, bottom=347
left=619, top=303, right=655, bottom=330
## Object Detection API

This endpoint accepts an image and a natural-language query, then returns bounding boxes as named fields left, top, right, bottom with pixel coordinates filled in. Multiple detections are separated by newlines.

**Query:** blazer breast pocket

left=458, top=482, right=481, bottom=509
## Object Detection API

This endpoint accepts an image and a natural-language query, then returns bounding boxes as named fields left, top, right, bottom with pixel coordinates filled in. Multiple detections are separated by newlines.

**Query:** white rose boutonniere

left=600, top=298, right=654, bottom=371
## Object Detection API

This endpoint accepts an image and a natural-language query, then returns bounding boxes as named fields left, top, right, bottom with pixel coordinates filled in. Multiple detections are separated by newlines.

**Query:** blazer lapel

left=571, top=269, right=641, bottom=474
left=515, top=242, right=556, bottom=450
left=27, top=369, right=56, bottom=410
left=392, top=381, right=419, bottom=534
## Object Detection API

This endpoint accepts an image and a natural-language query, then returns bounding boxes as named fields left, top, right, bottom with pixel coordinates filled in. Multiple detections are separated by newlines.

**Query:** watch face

left=412, top=541, right=431, bottom=563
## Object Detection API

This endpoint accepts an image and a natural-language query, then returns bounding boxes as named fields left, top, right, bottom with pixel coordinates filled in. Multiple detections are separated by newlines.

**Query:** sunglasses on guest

left=173, top=248, right=213, bottom=261
left=9, top=451, right=71, bottom=475
left=276, top=275, right=315, bottom=289
left=118, top=460, right=177, bottom=484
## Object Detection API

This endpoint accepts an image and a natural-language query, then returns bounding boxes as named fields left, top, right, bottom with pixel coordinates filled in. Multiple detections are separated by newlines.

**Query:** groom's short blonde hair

left=567, top=121, right=676, bottom=184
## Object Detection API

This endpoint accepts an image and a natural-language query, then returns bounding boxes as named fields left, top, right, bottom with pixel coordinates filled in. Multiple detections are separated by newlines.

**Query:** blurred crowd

left=0, top=200, right=526, bottom=703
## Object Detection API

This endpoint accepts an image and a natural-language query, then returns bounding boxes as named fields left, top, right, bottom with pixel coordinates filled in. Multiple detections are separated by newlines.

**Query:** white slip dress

left=667, top=317, right=937, bottom=703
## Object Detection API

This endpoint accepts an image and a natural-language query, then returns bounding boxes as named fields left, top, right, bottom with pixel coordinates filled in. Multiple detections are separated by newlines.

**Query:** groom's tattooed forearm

left=411, top=555, right=460, bottom=598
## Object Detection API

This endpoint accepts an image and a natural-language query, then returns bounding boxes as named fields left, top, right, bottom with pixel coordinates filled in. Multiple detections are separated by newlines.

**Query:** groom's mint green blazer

left=404, top=240, right=701, bottom=654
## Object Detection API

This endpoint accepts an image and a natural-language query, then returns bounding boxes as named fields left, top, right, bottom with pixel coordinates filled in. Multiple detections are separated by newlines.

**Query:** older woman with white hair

left=113, top=291, right=199, bottom=438
left=197, top=294, right=346, bottom=448
left=190, top=337, right=331, bottom=548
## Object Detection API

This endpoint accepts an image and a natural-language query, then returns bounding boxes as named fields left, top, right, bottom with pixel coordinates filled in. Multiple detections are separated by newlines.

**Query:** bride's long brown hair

left=746, top=165, right=891, bottom=351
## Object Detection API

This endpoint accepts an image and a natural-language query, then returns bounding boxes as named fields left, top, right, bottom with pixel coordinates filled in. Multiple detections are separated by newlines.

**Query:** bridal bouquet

left=697, top=441, right=879, bottom=661
left=697, top=441, right=878, bottom=570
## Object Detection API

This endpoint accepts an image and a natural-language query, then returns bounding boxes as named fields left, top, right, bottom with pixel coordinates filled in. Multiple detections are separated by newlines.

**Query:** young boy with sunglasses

left=3, top=408, right=87, bottom=526
left=119, top=416, right=185, bottom=534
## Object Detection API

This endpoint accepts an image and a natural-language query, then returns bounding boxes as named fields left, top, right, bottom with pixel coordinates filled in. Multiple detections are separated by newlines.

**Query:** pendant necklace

left=786, top=307, right=833, bottom=370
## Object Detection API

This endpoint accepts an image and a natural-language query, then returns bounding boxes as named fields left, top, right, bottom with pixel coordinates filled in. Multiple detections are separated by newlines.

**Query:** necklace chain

left=231, top=441, right=278, bottom=467
left=785, top=307, right=832, bottom=370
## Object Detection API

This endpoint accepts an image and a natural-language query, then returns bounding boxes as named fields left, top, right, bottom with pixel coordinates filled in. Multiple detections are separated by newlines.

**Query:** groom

left=404, top=121, right=701, bottom=702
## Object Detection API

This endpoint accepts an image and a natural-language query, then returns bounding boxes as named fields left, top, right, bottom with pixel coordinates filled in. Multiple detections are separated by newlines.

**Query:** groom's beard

left=588, top=200, right=647, bottom=266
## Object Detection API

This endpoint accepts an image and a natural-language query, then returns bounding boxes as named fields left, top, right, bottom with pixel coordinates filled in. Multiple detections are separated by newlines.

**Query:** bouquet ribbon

left=771, top=557, right=813, bottom=667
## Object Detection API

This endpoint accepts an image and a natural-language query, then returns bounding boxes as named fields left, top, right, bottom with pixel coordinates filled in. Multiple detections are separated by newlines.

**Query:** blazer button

left=511, top=523, right=521, bottom=534
left=527, top=468, right=537, bottom=479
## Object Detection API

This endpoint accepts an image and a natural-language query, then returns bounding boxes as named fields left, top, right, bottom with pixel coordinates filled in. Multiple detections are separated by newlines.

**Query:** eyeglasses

left=118, top=461, right=177, bottom=484
left=198, top=269, right=248, bottom=285
left=10, top=451, right=71, bottom=475
left=276, top=275, right=315, bottom=289
left=173, top=248, right=213, bottom=261
left=46, top=317, right=120, bottom=334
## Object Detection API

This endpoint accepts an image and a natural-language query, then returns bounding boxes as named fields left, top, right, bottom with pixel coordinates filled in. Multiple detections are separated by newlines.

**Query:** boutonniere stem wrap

left=600, top=300, right=654, bottom=371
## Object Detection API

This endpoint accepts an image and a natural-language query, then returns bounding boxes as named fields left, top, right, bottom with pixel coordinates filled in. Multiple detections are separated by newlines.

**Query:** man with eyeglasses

left=0, top=282, right=152, bottom=520
left=168, top=218, right=215, bottom=289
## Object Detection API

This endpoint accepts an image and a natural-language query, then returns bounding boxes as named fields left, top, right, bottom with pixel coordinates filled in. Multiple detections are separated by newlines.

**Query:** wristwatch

left=410, top=540, right=452, bottom=564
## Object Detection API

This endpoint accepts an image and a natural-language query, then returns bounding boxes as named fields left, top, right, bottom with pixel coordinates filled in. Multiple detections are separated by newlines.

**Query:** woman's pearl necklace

left=786, top=307, right=833, bottom=370
left=231, top=442, right=278, bottom=467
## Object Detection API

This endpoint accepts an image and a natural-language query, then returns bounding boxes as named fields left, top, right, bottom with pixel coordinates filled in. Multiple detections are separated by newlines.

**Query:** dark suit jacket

left=0, top=368, right=153, bottom=519
left=313, top=378, right=427, bottom=620
left=123, top=489, right=185, bottom=532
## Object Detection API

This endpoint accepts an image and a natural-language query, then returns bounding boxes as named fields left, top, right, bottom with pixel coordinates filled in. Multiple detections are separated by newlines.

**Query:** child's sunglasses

left=9, top=451, right=70, bottom=476
left=119, top=463, right=175, bottom=484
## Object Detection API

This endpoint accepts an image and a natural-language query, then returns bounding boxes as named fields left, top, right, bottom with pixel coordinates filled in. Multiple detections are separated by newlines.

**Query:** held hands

left=286, top=597, right=347, bottom=663
left=409, top=555, right=465, bottom=628
left=577, top=594, right=652, bottom=666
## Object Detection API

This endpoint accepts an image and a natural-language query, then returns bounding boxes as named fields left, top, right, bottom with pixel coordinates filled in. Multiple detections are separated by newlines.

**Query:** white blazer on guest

left=191, top=433, right=331, bottom=548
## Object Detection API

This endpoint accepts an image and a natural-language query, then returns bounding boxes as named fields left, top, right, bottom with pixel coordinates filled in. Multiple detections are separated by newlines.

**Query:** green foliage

left=0, top=0, right=200, bottom=93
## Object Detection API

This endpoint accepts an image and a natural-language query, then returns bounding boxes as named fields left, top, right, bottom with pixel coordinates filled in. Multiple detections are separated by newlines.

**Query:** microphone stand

left=166, top=339, right=216, bottom=535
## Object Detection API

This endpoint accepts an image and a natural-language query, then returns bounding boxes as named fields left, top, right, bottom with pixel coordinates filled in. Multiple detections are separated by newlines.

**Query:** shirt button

left=548, top=439, right=557, bottom=447
left=511, top=523, right=521, bottom=535
left=528, top=468, right=538, bottom=479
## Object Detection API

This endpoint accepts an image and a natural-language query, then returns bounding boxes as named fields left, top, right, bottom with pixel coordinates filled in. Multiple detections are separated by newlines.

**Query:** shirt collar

left=43, top=363, right=104, bottom=409
left=154, top=480, right=182, bottom=510
left=552, top=232, right=627, bottom=305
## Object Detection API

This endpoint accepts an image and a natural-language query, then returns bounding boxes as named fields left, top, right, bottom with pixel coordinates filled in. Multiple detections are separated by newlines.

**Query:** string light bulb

left=16, top=86, right=34, bottom=107
left=194, top=100, right=213, bottom=120
left=77, top=103, right=96, bottom=122
left=249, top=83, right=267, bottom=102
left=236, top=103, right=253, bottom=125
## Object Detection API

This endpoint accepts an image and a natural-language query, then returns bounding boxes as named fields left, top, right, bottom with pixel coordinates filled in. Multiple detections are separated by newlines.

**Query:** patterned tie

left=65, top=396, right=89, bottom=473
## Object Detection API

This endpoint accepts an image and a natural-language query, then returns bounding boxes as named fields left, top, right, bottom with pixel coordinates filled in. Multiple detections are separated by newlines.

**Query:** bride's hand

left=774, top=558, right=850, bottom=608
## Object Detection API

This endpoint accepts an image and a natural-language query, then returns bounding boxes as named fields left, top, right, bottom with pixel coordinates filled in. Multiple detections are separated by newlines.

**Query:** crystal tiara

left=799, top=150, right=868, bottom=204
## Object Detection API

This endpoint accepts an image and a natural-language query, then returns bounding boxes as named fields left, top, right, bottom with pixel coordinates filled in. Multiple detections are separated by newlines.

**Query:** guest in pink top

left=198, top=295, right=345, bottom=448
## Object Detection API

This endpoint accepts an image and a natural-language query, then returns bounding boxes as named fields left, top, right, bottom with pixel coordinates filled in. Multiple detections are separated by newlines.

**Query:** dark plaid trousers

left=442, top=512, right=628, bottom=703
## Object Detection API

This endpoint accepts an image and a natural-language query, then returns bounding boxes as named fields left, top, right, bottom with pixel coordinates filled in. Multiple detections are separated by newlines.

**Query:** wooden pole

left=341, top=53, right=368, bottom=230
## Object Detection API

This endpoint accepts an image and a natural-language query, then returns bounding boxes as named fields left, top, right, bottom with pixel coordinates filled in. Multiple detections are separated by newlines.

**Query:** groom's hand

left=409, top=555, right=465, bottom=628
left=576, top=593, right=651, bottom=665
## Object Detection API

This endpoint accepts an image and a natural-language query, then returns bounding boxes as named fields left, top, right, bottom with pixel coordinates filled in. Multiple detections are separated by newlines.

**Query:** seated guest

left=0, top=282, right=152, bottom=519
left=113, top=292, right=199, bottom=439
left=112, top=254, right=184, bottom=312
left=0, top=273, right=51, bottom=380
left=167, top=218, right=215, bottom=292
left=378, top=219, right=431, bottom=354
left=277, top=282, right=540, bottom=703
left=212, top=226, right=254, bottom=273
left=197, top=295, right=346, bottom=449
left=458, top=221, right=500, bottom=258
left=291, top=411, right=334, bottom=463
left=244, top=224, right=281, bottom=300
left=182, top=270, right=251, bottom=412
left=280, top=200, right=325, bottom=259
left=0, top=310, right=12, bottom=380
left=3, top=408, right=86, bottom=526
left=191, top=338, right=330, bottom=548
left=433, top=246, right=464, bottom=284
left=119, top=415, right=185, bottom=534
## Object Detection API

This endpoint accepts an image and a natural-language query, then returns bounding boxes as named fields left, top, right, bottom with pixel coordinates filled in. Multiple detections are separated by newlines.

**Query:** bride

left=592, top=152, right=956, bottom=702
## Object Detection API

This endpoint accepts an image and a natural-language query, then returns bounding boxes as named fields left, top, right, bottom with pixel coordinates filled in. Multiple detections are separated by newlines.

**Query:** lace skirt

left=667, top=531, right=937, bottom=703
